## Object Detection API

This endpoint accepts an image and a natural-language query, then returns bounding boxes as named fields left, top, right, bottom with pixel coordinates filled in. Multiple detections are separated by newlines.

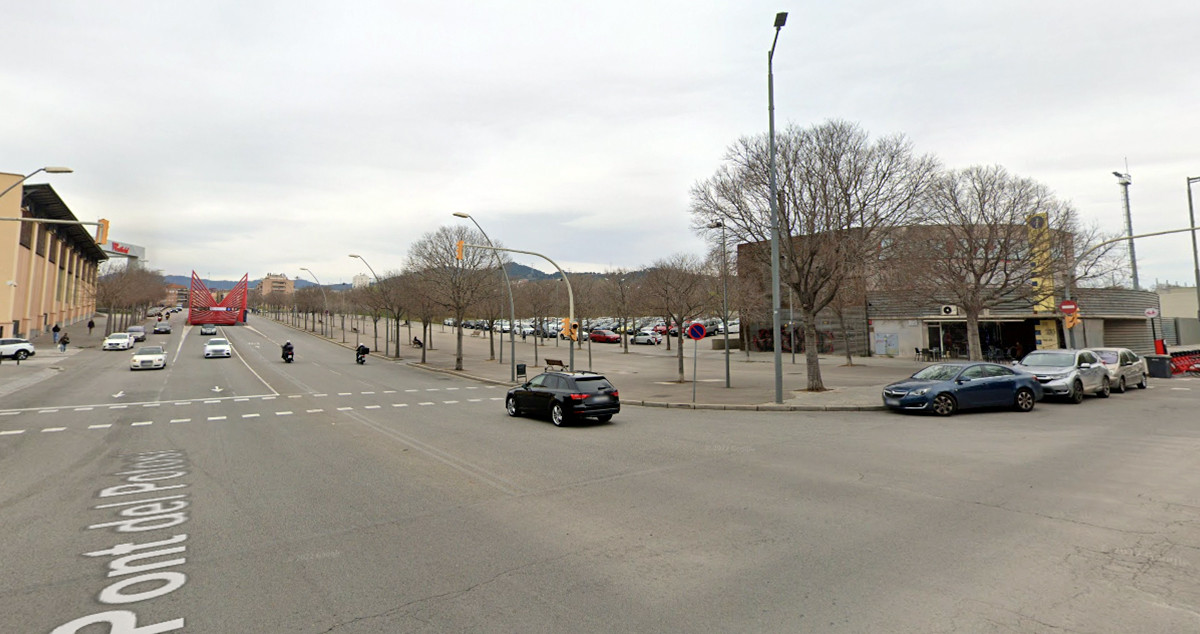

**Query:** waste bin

left=1145, top=355, right=1173, bottom=379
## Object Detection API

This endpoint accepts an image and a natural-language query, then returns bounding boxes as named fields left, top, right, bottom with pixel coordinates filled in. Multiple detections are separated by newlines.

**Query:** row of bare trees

left=691, top=119, right=1127, bottom=390
left=96, top=262, right=167, bottom=334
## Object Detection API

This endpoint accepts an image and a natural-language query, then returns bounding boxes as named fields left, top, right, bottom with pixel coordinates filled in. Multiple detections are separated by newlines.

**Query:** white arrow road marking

left=212, top=386, right=223, bottom=393
left=112, top=391, right=125, bottom=398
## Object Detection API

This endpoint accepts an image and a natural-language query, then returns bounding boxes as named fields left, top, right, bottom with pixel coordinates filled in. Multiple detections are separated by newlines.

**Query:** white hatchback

left=103, top=332, right=133, bottom=350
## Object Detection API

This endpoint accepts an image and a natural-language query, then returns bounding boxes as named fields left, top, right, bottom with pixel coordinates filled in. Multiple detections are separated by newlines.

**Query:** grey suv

left=1015, top=349, right=1110, bottom=403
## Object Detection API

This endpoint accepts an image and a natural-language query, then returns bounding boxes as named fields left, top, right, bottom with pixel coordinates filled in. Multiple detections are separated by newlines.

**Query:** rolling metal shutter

left=1103, top=319, right=1154, bottom=355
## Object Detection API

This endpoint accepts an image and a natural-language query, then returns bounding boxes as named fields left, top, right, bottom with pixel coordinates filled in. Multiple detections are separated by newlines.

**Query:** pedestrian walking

left=59, top=332, right=70, bottom=353
left=52, top=324, right=61, bottom=343
left=87, top=319, right=95, bottom=335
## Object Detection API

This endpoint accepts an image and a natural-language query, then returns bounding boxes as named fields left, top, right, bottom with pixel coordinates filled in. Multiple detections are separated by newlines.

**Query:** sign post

left=688, top=323, right=707, bottom=402
left=1146, top=308, right=1162, bottom=354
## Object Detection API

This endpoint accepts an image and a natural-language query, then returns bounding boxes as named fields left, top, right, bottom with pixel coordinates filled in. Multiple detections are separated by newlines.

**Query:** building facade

left=0, top=176, right=107, bottom=339
left=257, top=273, right=294, bottom=297
left=352, top=273, right=371, bottom=289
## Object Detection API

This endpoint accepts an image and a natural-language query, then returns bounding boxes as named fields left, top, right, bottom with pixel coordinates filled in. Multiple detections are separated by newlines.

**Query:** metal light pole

left=298, top=267, right=328, bottom=338
left=453, top=212, right=517, bottom=381
left=1113, top=171, right=1139, bottom=290
left=348, top=254, right=381, bottom=351
left=1187, top=177, right=1200, bottom=322
left=0, top=166, right=72, bottom=200
left=708, top=221, right=732, bottom=388
left=767, top=11, right=787, bottom=404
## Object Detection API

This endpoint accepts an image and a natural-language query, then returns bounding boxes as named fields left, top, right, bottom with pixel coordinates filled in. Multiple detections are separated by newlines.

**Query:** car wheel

left=595, top=414, right=612, bottom=423
left=1097, top=376, right=1111, bottom=398
left=931, top=393, right=956, bottom=416
left=1069, top=380, right=1085, bottom=404
left=506, top=396, right=521, bottom=417
left=550, top=402, right=567, bottom=427
left=14, top=350, right=28, bottom=360
left=1116, top=376, right=1126, bottom=393
left=1014, top=388, right=1035, bottom=412
left=1137, top=374, right=1148, bottom=389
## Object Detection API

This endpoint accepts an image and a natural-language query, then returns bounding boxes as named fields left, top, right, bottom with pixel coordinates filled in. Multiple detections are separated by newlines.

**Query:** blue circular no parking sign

left=687, top=323, right=707, bottom=340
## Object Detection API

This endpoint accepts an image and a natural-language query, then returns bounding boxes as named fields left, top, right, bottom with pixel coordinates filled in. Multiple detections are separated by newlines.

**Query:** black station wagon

left=506, top=371, right=620, bottom=426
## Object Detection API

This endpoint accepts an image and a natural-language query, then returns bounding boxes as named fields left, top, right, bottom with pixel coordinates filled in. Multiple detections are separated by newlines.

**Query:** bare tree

left=692, top=120, right=937, bottom=390
left=600, top=270, right=638, bottom=353
left=643, top=254, right=711, bottom=382
left=405, top=225, right=495, bottom=371
left=895, top=165, right=1086, bottom=360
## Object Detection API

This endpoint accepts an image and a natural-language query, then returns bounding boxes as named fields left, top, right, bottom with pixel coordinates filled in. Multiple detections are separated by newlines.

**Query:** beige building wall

left=1159, top=286, right=1199, bottom=319
left=257, top=273, right=294, bottom=296
left=0, top=173, right=104, bottom=338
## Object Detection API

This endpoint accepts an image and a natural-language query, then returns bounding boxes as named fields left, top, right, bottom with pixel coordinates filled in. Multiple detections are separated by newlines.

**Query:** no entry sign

left=1059, top=300, right=1078, bottom=315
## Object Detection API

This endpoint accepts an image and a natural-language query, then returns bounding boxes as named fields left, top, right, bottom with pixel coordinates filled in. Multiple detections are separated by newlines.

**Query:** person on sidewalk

left=87, top=319, right=95, bottom=335
left=52, top=324, right=61, bottom=343
left=59, top=332, right=70, bottom=353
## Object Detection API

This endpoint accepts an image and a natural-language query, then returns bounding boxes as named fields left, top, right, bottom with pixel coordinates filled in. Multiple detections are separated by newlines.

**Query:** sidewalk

left=277, top=319, right=925, bottom=411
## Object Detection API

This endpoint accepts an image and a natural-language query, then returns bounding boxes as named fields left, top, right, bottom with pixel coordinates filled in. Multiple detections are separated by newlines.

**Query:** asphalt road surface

left=3, top=319, right=1199, bottom=632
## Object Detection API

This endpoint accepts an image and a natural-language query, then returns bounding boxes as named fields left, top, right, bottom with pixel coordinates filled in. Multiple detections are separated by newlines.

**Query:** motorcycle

left=355, top=346, right=369, bottom=365
left=282, top=349, right=294, bottom=363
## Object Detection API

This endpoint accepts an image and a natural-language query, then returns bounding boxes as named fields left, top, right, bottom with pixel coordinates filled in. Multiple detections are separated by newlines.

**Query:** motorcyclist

left=282, top=340, right=294, bottom=360
left=356, top=343, right=369, bottom=362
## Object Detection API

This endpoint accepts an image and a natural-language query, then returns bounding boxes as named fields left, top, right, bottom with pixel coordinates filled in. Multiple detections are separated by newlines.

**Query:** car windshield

left=207, top=339, right=229, bottom=346
left=574, top=377, right=615, bottom=393
left=136, top=347, right=164, bottom=355
left=1020, top=352, right=1075, bottom=367
left=1096, top=351, right=1119, bottom=363
left=911, top=364, right=962, bottom=381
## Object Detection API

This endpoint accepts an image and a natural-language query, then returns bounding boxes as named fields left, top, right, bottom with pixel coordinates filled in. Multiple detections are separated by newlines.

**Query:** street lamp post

left=0, top=166, right=72, bottom=200
left=708, top=221, right=732, bottom=388
left=1114, top=171, right=1139, bottom=290
left=298, top=267, right=328, bottom=338
left=453, top=212, right=517, bottom=382
left=1187, top=177, right=1200, bottom=322
left=767, top=12, right=787, bottom=404
left=348, top=254, right=382, bottom=351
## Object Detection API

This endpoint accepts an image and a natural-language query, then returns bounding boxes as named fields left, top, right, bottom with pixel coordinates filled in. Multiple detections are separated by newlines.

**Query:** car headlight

left=910, top=388, right=929, bottom=396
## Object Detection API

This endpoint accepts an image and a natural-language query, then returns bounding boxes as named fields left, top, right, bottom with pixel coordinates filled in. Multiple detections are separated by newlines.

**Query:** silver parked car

left=1090, top=347, right=1149, bottom=393
left=1015, top=349, right=1110, bottom=403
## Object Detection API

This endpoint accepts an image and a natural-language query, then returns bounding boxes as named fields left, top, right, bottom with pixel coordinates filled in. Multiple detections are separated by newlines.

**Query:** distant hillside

left=164, top=275, right=350, bottom=291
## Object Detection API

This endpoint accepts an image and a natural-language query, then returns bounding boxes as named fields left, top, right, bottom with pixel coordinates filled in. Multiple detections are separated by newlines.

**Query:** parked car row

left=883, top=347, right=1150, bottom=416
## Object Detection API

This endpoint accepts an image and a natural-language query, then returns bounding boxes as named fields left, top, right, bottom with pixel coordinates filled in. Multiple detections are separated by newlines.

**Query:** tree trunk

left=420, top=321, right=428, bottom=363
left=836, top=308, right=854, bottom=366
left=372, top=318, right=379, bottom=352
left=455, top=323, right=464, bottom=371
left=488, top=322, right=495, bottom=360
left=965, top=311, right=982, bottom=361
left=802, top=306, right=826, bottom=392
left=677, top=331, right=685, bottom=382
left=395, top=315, right=401, bottom=358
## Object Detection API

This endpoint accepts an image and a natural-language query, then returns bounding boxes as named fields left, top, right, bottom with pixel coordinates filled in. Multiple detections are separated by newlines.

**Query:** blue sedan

left=882, top=362, right=1043, bottom=416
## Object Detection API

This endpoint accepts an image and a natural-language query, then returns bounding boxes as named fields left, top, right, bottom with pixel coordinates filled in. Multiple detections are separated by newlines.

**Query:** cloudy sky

left=4, top=1, right=1198, bottom=288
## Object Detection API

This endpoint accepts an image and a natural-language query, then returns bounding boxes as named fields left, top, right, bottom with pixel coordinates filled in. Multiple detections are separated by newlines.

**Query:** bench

left=544, top=358, right=565, bottom=371
left=470, top=330, right=482, bottom=337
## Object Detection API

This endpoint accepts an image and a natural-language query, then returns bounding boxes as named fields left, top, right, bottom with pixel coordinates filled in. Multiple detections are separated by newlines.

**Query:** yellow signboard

left=1026, top=213, right=1055, bottom=314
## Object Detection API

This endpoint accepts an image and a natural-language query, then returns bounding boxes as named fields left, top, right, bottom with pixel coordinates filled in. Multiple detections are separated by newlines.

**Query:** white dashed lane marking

left=338, top=392, right=352, bottom=396
left=276, top=411, right=293, bottom=416
left=169, top=418, right=190, bottom=424
left=0, top=430, right=25, bottom=435
left=42, top=427, right=66, bottom=433
left=419, top=402, right=434, bottom=406
left=337, top=407, right=353, bottom=411
left=38, top=410, right=59, bottom=414
left=392, top=403, right=407, bottom=408
left=88, top=424, right=112, bottom=429
left=443, top=401, right=459, bottom=404
left=243, top=414, right=260, bottom=419
left=131, top=422, right=153, bottom=426
left=306, top=409, right=323, bottom=413
left=208, top=416, right=227, bottom=421
left=74, top=407, right=93, bottom=412
left=364, top=405, right=381, bottom=409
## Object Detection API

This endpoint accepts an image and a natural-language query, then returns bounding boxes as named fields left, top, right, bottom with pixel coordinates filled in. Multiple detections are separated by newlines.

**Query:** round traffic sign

left=687, top=323, right=707, bottom=340
left=1145, top=307, right=1160, bottom=318
left=1059, top=300, right=1078, bottom=315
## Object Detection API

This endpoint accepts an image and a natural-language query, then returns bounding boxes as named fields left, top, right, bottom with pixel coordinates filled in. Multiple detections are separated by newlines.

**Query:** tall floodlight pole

left=708, top=221, right=732, bottom=388
left=298, top=267, right=328, bottom=338
left=767, top=12, right=788, bottom=404
left=1188, top=177, right=1200, bottom=322
left=454, top=212, right=517, bottom=381
left=1114, top=171, right=1139, bottom=290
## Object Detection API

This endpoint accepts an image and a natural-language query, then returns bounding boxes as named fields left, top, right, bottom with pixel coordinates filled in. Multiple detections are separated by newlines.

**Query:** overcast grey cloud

left=3, top=1, right=1197, bottom=287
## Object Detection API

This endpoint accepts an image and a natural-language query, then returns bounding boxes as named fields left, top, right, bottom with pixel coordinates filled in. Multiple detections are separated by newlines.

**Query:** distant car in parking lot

left=590, top=329, right=620, bottom=343
left=1014, top=349, right=1110, bottom=403
left=506, top=370, right=620, bottom=426
left=1090, top=347, right=1149, bottom=393
left=199, top=324, right=217, bottom=336
left=883, top=361, right=1043, bottom=416
left=103, top=332, right=134, bottom=350
left=203, top=338, right=232, bottom=358
left=127, top=325, right=147, bottom=341
left=130, top=346, right=167, bottom=370
left=633, top=330, right=662, bottom=345
left=0, top=338, right=36, bottom=360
